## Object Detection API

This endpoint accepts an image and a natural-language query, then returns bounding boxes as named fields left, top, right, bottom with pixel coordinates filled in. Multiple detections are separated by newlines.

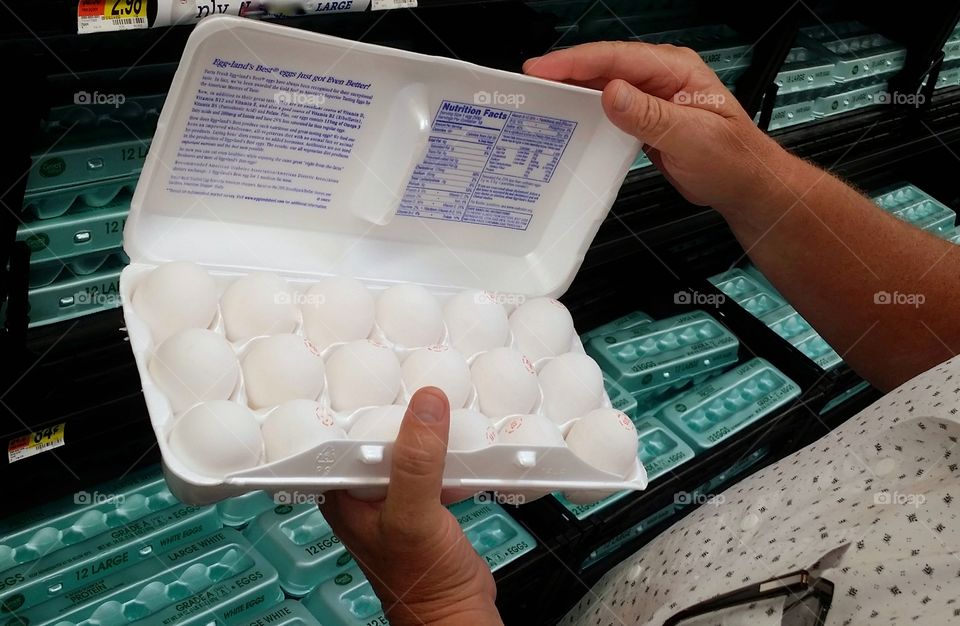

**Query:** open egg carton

left=119, top=18, right=643, bottom=506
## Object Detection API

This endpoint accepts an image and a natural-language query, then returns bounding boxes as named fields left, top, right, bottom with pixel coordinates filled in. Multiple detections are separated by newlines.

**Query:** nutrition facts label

left=398, top=100, right=577, bottom=230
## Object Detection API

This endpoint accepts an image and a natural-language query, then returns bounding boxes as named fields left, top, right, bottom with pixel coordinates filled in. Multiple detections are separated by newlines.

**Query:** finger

left=523, top=41, right=704, bottom=100
left=601, top=79, right=695, bottom=153
left=381, top=387, right=451, bottom=527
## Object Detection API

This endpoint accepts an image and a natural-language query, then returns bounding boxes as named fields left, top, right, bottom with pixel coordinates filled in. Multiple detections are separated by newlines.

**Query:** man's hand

left=320, top=387, right=502, bottom=626
left=523, top=41, right=787, bottom=214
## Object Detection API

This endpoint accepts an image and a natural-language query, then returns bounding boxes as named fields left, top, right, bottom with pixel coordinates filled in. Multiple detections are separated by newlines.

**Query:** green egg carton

left=17, top=193, right=129, bottom=264
left=812, top=73, right=897, bottom=118
left=301, top=567, right=385, bottom=626
left=892, top=200, right=956, bottom=234
left=25, top=257, right=126, bottom=327
left=603, top=372, right=638, bottom=420
left=586, top=310, right=740, bottom=405
left=760, top=305, right=842, bottom=370
left=630, top=150, right=653, bottom=170
left=23, top=173, right=140, bottom=220
left=765, top=96, right=817, bottom=130
left=800, top=23, right=906, bottom=82
left=231, top=599, right=322, bottom=626
left=217, top=491, right=277, bottom=528
left=791, top=331, right=843, bottom=371
left=448, top=499, right=537, bottom=572
left=871, top=183, right=929, bottom=210
left=42, top=93, right=166, bottom=134
left=26, top=130, right=151, bottom=201
left=774, top=46, right=836, bottom=93
left=554, top=416, right=695, bottom=519
left=242, top=504, right=354, bottom=598
left=580, top=310, right=654, bottom=344
left=653, top=357, right=800, bottom=452
left=0, top=478, right=221, bottom=614
left=29, top=249, right=128, bottom=288
left=579, top=503, right=677, bottom=571
left=11, top=528, right=282, bottom=626
left=710, top=268, right=787, bottom=318
left=945, top=25, right=960, bottom=61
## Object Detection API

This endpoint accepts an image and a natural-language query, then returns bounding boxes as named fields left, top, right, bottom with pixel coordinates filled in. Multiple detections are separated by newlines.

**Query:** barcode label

left=372, top=0, right=417, bottom=10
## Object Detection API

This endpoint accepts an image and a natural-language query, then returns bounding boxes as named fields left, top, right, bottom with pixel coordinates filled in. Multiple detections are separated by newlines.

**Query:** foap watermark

left=875, top=91, right=925, bottom=108
left=74, top=90, right=126, bottom=108
left=474, top=491, right=526, bottom=506
left=874, top=290, right=924, bottom=308
left=674, top=90, right=726, bottom=107
left=74, top=290, right=122, bottom=307
left=274, top=291, right=326, bottom=306
left=473, top=90, right=526, bottom=108
left=674, top=491, right=725, bottom=507
left=274, top=91, right=325, bottom=106
left=75, top=490, right=125, bottom=505
left=874, top=491, right=925, bottom=507
left=674, top=290, right=726, bottom=307
left=477, top=290, right=526, bottom=307
left=274, top=490, right=325, bottom=506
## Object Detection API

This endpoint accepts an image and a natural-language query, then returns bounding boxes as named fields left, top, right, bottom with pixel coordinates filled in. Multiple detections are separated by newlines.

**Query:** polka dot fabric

left=563, top=356, right=960, bottom=625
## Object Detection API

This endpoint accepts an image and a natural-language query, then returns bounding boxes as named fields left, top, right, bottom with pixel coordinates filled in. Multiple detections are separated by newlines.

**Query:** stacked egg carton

left=709, top=267, right=843, bottom=371
left=13, top=94, right=165, bottom=326
left=123, top=262, right=647, bottom=505
left=761, top=21, right=908, bottom=131
left=870, top=183, right=959, bottom=241
left=935, top=24, right=960, bottom=90
left=559, top=308, right=800, bottom=518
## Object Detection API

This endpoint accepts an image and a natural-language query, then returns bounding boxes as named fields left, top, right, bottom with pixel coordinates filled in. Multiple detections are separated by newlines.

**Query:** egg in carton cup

left=120, top=16, right=645, bottom=506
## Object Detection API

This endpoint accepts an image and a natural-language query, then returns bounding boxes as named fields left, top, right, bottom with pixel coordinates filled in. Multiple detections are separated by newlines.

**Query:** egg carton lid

left=123, top=16, right=640, bottom=297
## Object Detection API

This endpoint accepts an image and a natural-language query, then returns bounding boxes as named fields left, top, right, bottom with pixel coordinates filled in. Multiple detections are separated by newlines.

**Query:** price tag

left=8, top=423, right=66, bottom=463
left=371, top=0, right=416, bottom=10
left=78, top=0, right=148, bottom=34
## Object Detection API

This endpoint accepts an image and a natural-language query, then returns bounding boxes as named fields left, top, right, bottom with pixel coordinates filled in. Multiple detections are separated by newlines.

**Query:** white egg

left=220, top=272, right=298, bottom=342
left=401, top=346, right=472, bottom=409
left=538, top=352, right=605, bottom=425
left=149, top=328, right=240, bottom=413
left=325, top=340, right=401, bottom=411
left=375, top=284, right=444, bottom=348
left=565, top=408, right=638, bottom=478
left=301, top=276, right=375, bottom=349
left=470, top=348, right=539, bottom=419
left=241, top=335, right=326, bottom=409
left=509, top=297, right=576, bottom=363
left=132, top=261, right=218, bottom=344
left=497, top=414, right=565, bottom=446
left=443, top=290, right=510, bottom=357
left=262, top=400, right=346, bottom=463
left=168, top=401, right=263, bottom=477
left=449, top=409, right=497, bottom=451
left=348, top=405, right=407, bottom=441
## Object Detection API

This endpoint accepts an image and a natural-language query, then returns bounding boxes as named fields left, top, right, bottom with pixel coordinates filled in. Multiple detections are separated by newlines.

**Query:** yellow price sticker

left=104, top=0, right=146, bottom=20
left=78, top=0, right=147, bottom=33
left=8, top=423, right=66, bottom=463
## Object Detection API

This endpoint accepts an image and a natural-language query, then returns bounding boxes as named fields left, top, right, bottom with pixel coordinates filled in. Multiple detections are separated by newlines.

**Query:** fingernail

left=412, top=388, right=447, bottom=423
left=613, top=82, right=633, bottom=112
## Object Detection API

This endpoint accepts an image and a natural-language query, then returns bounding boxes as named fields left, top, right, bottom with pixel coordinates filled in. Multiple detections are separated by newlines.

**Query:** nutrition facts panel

left=398, top=100, right=577, bottom=230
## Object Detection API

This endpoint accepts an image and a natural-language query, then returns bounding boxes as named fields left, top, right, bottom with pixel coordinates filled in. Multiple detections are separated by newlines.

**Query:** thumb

left=381, top=387, right=451, bottom=527
left=601, top=79, right=691, bottom=153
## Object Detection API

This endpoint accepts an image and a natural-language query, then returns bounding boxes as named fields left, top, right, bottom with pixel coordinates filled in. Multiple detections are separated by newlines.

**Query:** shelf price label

left=8, top=423, right=66, bottom=463
left=78, top=0, right=148, bottom=34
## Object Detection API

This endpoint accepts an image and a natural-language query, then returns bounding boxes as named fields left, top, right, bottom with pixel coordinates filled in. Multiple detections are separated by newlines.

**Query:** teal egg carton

left=800, top=23, right=906, bottom=82
left=871, top=183, right=930, bottom=210
left=17, top=193, right=129, bottom=264
left=0, top=477, right=221, bottom=613
left=709, top=268, right=786, bottom=317
left=301, top=567, right=385, bottom=626
left=765, top=96, right=817, bottom=130
left=26, top=131, right=151, bottom=200
left=633, top=25, right=752, bottom=72
left=232, top=599, right=321, bottom=626
left=579, top=310, right=654, bottom=344
left=936, top=60, right=960, bottom=89
left=945, top=25, right=960, bottom=61
left=774, top=46, right=836, bottom=93
left=759, top=305, right=842, bottom=371
left=23, top=173, right=139, bottom=220
left=812, top=73, right=899, bottom=118
left=554, top=415, right=694, bottom=519
left=448, top=499, right=537, bottom=571
left=585, top=310, right=740, bottom=405
left=42, top=93, right=166, bottom=134
left=630, top=150, right=653, bottom=170
left=217, top=491, right=277, bottom=528
left=24, top=256, right=126, bottom=327
left=652, top=357, right=800, bottom=451
left=29, top=249, right=129, bottom=288
left=243, top=504, right=355, bottom=598
left=602, top=372, right=638, bottom=420
left=10, top=528, right=282, bottom=626
left=891, top=200, right=956, bottom=234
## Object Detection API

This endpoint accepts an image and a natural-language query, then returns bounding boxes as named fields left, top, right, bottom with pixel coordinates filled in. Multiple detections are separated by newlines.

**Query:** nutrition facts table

left=398, top=100, right=577, bottom=230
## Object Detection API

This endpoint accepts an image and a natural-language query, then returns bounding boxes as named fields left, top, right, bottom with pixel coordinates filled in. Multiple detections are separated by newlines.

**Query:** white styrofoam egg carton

left=123, top=265, right=647, bottom=505
left=120, top=17, right=644, bottom=505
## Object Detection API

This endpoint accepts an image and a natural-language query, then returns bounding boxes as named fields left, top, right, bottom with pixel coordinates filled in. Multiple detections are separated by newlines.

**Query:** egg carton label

left=396, top=100, right=577, bottom=230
